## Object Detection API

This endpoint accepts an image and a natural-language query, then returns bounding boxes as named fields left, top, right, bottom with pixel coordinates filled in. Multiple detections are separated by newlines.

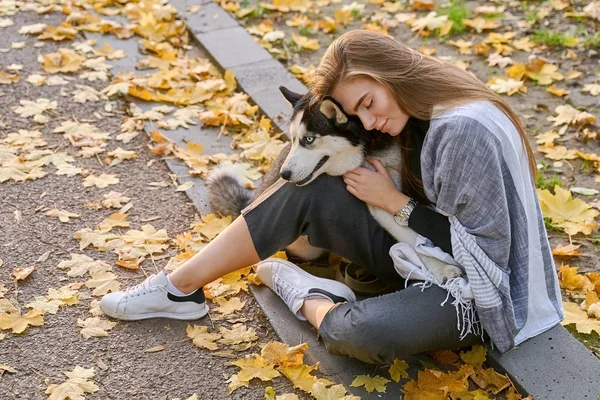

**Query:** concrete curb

left=173, top=2, right=600, bottom=399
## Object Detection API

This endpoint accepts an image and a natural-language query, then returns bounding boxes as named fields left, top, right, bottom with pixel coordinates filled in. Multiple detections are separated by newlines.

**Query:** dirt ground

left=0, top=9, right=306, bottom=400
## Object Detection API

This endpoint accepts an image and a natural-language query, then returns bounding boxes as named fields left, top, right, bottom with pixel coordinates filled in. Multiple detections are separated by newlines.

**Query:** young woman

left=100, top=30, right=563, bottom=363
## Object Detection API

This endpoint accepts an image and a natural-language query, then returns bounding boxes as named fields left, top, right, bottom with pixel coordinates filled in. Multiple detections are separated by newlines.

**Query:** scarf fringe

left=410, top=273, right=484, bottom=342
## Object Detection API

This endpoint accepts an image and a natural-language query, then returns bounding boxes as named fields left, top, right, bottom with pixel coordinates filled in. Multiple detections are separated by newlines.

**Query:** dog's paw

left=431, top=265, right=463, bottom=284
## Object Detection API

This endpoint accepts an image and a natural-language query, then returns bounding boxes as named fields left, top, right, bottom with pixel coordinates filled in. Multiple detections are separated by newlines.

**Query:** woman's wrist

left=386, top=190, right=411, bottom=214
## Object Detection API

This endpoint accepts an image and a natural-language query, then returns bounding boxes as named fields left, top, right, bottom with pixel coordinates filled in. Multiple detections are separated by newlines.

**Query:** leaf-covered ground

left=1, top=0, right=599, bottom=399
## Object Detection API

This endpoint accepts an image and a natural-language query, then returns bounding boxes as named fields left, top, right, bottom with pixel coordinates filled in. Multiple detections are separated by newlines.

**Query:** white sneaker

left=257, top=258, right=356, bottom=321
left=100, top=271, right=209, bottom=321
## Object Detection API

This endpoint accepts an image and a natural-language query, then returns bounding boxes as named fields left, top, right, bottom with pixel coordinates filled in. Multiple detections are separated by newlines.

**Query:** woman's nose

left=360, top=112, right=376, bottom=130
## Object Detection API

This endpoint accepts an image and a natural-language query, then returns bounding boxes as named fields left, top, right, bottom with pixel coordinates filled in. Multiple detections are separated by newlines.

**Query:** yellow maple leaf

left=120, top=224, right=169, bottom=244
left=463, top=17, right=501, bottom=33
left=552, top=243, right=582, bottom=257
left=280, top=363, right=333, bottom=393
left=558, top=264, right=594, bottom=291
left=546, top=84, right=569, bottom=97
left=84, top=270, right=121, bottom=296
left=26, top=296, right=63, bottom=314
left=459, top=344, right=487, bottom=366
left=97, top=213, right=130, bottom=233
left=232, top=355, right=281, bottom=382
left=38, top=23, right=77, bottom=41
left=561, top=301, right=600, bottom=335
left=218, top=323, right=258, bottom=345
left=192, top=214, right=232, bottom=240
left=334, top=9, right=352, bottom=26
left=512, top=37, right=535, bottom=52
left=471, top=365, right=511, bottom=394
left=45, top=366, right=99, bottom=400
left=262, top=341, right=308, bottom=367
left=0, top=308, right=44, bottom=334
left=537, top=144, right=578, bottom=160
left=187, top=324, right=222, bottom=350
left=525, top=63, right=564, bottom=85
left=0, top=71, right=20, bottom=84
left=77, top=317, right=117, bottom=339
left=12, top=265, right=35, bottom=281
left=311, top=381, right=358, bottom=400
left=47, top=285, right=80, bottom=306
left=83, top=173, right=120, bottom=188
left=291, top=34, right=320, bottom=51
left=487, top=77, right=527, bottom=96
left=389, top=359, right=409, bottom=382
left=40, top=48, right=85, bottom=73
left=448, top=39, right=473, bottom=54
left=547, top=104, right=597, bottom=126
left=214, top=296, right=246, bottom=315
left=45, top=208, right=80, bottom=223
left=537, top=185, right=600, bottom=235
left=350, top=374, right=390, bottom=393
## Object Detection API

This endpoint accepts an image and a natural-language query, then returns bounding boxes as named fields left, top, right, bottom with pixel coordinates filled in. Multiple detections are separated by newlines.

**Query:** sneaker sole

left=99, top=302, right=209, bottom=321
left=258, top=258, right=357, bottom=303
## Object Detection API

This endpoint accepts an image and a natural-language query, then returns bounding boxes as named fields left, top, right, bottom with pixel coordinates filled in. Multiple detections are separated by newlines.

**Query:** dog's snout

left=280, top=170, right=292, bottom=180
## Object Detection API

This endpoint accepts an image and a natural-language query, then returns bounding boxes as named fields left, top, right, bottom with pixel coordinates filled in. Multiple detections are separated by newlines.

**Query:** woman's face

left=331, top=76, right=409, bottom=136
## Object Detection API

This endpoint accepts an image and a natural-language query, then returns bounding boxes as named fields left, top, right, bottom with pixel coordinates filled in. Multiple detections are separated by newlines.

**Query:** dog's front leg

left=368, top=205, right=463, bottom=283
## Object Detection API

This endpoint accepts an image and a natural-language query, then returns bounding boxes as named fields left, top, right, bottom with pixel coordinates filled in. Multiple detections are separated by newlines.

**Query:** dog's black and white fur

left=207, top=87, right=462, bottom=283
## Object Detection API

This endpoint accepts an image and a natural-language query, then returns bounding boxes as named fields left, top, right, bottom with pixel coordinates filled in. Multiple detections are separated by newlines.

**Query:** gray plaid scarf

left=415, top=101, right=564, bottom=353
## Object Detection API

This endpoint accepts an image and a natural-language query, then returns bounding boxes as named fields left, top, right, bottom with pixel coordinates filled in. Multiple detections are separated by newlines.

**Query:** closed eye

left=366, top=98, right=374, bottom=110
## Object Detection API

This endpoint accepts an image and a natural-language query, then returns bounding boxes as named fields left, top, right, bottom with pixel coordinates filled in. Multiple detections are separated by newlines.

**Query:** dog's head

left=278, top=86, right=389, bottom=186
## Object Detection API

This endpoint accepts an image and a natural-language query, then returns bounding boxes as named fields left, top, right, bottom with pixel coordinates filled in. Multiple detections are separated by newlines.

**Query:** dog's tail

left=206, top=164, right=253, bottom=220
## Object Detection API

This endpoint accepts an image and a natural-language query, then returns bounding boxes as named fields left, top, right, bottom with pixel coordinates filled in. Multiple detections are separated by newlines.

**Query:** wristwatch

left=393, top=198, right=418, bottom=227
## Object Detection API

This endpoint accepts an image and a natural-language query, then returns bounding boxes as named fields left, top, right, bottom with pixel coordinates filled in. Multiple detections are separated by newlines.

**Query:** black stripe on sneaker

left=308, top=288, right=348, bottom=303
left=167, top=288, right=206, bottom=304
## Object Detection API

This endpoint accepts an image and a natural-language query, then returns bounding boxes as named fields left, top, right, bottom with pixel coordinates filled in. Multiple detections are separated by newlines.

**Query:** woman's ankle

left=301, top=298, right=337, bottom=329
left=166, top=273, right=196, bottom=295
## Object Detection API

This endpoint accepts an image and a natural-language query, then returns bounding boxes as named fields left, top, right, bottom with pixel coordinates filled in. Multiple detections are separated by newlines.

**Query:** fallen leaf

left=350, top=375, right=390, bottom=393
left=78, top=317, right=117, bottom=339
left=187, top=324, right=222, bottom=350
left=389, top=359, right=409, bottom=382
left=45, top=366, right=99, bottom=400
left=12, top=265, right=35, bottom=281
left=561, top=301, right=600, bottom=335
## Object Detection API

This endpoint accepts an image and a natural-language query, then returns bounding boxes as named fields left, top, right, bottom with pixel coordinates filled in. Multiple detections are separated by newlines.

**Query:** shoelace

left=273, top=275, right=301, bottom=307
left=124, top=274, right=156, bottom=297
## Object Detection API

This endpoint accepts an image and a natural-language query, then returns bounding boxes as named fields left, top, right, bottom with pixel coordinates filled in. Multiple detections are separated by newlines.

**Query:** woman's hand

left=343, top=159, right=410, bottom=214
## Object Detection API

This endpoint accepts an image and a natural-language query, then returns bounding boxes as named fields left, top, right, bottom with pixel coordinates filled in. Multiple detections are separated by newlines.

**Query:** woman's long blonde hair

left=309, top=30, right=537, bottom=205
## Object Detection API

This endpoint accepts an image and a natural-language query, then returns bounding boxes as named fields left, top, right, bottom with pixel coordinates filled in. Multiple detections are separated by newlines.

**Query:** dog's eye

left=305, top=136, right=315, bottom=144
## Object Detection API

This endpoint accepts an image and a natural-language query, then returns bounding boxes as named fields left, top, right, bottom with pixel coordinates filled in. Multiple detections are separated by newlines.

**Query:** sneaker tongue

left=148, top=271, right=168, bottom=287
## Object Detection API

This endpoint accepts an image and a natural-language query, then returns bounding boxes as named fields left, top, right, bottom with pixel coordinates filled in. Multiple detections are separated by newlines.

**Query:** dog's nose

left=280, top=170, right=291, bottom=180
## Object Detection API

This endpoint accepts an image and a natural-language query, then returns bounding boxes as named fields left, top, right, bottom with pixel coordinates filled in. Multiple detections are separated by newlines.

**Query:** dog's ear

left=319, top=98, right=348, bottom=125
left=279, top=86, right=304, bottom=107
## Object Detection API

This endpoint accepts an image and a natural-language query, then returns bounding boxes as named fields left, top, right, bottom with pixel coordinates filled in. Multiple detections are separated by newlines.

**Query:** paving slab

left=182, top=2, right=240, bottom=35
left=191, top=26, right=274, bottom=69
left=486, top=324, right=600, bottom=399
left=228, top=59, right=307, bottom=134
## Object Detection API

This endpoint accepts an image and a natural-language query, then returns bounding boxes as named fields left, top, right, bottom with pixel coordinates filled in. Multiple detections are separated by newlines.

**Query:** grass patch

left=583, top=32, right=600, bottom=49
left=439, top=0, right=471, bottom=35
left=298, top=25, right=316, bottom=36
left=532, top=29, right=578, bottom=48
left=544, top=217, right=565, bottom=233
left=249, top=6, right=268, bottom=18
left=536, top=169, right=563, bottom=192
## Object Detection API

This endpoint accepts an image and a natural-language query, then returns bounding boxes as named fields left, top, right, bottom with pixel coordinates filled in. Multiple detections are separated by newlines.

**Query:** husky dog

left=207, top=87, right=462, bottom=283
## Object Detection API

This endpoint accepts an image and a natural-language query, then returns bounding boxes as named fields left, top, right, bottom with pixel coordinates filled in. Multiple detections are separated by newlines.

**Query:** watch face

left=394, top=213, right=408, bottom=226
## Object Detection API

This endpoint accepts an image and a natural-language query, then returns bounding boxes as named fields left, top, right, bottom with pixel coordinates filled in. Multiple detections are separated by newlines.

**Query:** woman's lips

left=379, top=119, right=388, bottom=132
